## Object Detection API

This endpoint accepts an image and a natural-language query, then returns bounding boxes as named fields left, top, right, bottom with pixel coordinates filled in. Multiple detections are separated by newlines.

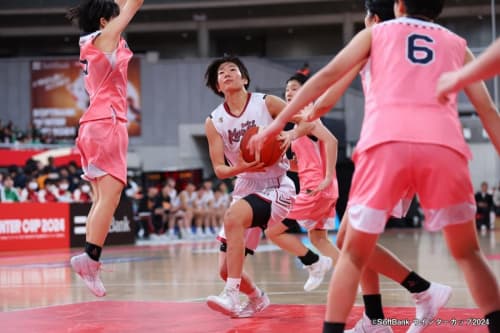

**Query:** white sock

left=226, top=278, right=241, bottom=290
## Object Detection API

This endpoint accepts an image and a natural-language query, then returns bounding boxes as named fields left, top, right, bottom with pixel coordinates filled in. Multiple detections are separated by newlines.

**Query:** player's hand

left=307, top=178, right=332, bottom=196
left=236, top=152, right=266, bottom=173
left=299, top=102, right=318, bottom=122
left=278, top=131, right=293, bottom=151
left=436, top=71, right=461, bottom=104
left=248, top=121, right=284, bottom=155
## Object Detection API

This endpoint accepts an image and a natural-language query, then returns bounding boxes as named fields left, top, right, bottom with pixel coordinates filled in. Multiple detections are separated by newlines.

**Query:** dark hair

left=204, top=55, right=251, bottom=97
left=400, top=0, right=445, bottom=21
left=286, top=73, right=308, bottom=86
left=66, top=0, right=120, bottom=33
left=365, top=0, right=395, bottom=22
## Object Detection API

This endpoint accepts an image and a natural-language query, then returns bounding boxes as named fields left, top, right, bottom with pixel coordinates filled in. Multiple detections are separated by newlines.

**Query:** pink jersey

left=356, top=17, right=471, bottom=160
left=78, top=31, right=133, bottom=124
left=291, top=135, right=338, bottom=199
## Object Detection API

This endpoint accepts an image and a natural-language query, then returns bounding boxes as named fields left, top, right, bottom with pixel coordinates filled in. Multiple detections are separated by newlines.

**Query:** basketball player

left=66, top=0, right=143, bottom=297
left=287, top=57, right=451, bottom=332
left=251, top=1, right=500, bottom=332
left=265, top=73, right=339, bottom=292
left=299, top=2, right=452, bottom=332
left=204, top=56, right=330, bottom=317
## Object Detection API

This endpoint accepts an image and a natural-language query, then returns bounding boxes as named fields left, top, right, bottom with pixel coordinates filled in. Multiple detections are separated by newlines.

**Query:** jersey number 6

left=407, top=34, right=434, bottom=65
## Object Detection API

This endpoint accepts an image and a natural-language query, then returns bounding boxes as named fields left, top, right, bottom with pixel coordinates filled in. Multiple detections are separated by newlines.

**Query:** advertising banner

left=31, top=57, right=142, bottom=141
left=0, top=203, right=70, bottom=251
left=69, top=197, right=135, bottom=247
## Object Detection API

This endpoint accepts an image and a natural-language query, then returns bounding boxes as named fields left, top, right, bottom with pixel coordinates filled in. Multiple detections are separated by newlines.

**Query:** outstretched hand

left=236, top=152, right=266, bottom=173
left=248, top=121, right=284, bottom=156
left=298, top=103, right=318, bottom=122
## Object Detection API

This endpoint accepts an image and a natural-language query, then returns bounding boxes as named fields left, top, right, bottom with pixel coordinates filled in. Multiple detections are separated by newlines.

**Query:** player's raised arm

left=437, top=38, right=500, bottom=100
left=95, top=0, right=144, bottom=52
left=461, top=49, right=500, bottom=155
left=305, top=61, right=366, bottom=122
left=249, top=28, right=371, bottom=151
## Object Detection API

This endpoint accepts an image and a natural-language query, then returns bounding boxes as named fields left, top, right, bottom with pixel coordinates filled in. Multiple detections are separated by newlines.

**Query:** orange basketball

left=240, top=126, right=285, bottom=167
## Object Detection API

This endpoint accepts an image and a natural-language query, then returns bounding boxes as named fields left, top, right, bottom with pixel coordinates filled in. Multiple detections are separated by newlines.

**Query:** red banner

left=0, top=203, right=70, bottom=251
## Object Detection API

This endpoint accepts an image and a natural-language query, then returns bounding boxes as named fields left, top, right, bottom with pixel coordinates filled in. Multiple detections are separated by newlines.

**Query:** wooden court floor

left=0, top=228, right=498, bottom=332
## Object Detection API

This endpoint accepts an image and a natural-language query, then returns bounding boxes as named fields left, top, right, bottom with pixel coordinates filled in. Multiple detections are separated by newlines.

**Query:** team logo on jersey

left=218, top=117, right=223, bottom=123
left=227, top=120, right=256, bottom=145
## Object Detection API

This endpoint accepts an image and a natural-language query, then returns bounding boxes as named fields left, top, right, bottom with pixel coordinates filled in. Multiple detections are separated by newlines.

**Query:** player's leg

left=308, top=228, right=339, bottom=263
left=325, top=223, right=379, bottom=332
left=265, top=219, right=332, bottom=291
left=207, top=197, right=256, bottom=315
left=217, top=241, right=270, bottom=318
left=442, top=221, right=500, bottom=333
left=71, top=175, right=123, bottom=297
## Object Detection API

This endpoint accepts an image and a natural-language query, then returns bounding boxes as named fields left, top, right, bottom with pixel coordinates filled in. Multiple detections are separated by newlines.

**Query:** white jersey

left=210, top=92, right=289, bottom=180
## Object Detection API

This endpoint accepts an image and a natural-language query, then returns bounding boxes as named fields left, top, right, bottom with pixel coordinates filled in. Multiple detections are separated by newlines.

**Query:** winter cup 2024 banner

left=31, top=58, right=142, bottom=140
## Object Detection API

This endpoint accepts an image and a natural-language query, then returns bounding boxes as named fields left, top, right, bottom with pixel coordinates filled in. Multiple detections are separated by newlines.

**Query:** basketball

left=240, top=126, right=285, bottom=167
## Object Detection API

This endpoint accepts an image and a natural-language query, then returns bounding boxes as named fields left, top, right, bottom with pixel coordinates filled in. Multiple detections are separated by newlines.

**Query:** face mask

left=60, top=184, right=69, bottom=191
left=81, top=185, right=90, bottom=193
left=28, top=182, right=38, bottom=190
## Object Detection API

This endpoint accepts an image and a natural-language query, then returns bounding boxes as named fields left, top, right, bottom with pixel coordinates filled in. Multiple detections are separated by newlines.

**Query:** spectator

left=136, top=185, right=164, bottom=238
left=475, top=181, right=494, bottom=230
left=19, top=177, right=41, bottom=202
left=1, top=175, right=20, bottom=202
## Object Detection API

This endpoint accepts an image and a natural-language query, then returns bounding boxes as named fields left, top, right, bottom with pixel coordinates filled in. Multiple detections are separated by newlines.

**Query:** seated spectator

left=136, top=185, right=164, bottom=238
left=39, top=178, right=59, bottom=203
left=0, top=175, right=20, bottom=202
left=19, top=177, right=41, bottom=203
left=55, top=178, right=73, bottom=202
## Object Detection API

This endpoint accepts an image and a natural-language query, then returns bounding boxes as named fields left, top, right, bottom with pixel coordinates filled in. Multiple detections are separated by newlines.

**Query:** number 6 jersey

left=356, top=17, right=471, bottom=160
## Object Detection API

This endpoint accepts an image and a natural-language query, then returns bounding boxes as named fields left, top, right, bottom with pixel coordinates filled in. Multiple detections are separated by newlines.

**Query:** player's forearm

left=477, top=106, right=500, bottom=155
left=314, top=63, right=363, bottom=117
left=323, top=139, right=338, bottom=182
left=457, top=39, right=500, bottom=89
left=214, top=164, right=244, bottom=180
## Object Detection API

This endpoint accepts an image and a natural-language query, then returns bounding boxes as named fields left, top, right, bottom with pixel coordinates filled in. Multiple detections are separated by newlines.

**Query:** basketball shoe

left=346, top=313, right=394, bottom=333
left=233, top=291, right=271, bottom=318
left=70, top=253, right=106, bottom=297
left=304, top=255, right=333, bottom=291
left=407, top=282, right=452, bottom=333
left=207, top=287, right=240, bottom=316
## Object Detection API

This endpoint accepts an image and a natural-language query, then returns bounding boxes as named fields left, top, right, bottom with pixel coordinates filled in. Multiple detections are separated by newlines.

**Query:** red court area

left=1, top=302, right=488, bottom=333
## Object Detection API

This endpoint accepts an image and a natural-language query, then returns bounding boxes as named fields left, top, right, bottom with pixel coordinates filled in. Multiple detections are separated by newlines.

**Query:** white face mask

left=59, top=184, right=69, bottom=191
left=81, top=185, right=90, bottom=193
left=28, top=182, right=38, bottom=190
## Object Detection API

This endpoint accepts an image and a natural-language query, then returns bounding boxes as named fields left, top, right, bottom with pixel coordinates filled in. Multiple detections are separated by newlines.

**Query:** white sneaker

left=346, top=313, right=393, bottom=333
left=70, top=253, right=106, bottom=297
left=303, top=256, right=332, bottom=291
left=234, top=291, right=270, bottom=318
left=407, top=282, right=452, bottom=333
left=207, top=287, right=240, bottom=316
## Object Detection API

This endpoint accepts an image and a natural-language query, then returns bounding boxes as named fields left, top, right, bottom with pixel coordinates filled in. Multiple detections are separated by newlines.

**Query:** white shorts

left=217, top=174, right=296, bottom=251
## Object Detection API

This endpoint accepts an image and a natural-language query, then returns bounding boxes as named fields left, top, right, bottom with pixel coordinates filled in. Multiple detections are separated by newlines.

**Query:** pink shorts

left=288, top=191, right=337, bottom=230
left=76, top=118, right=128, bottom=185
left=348, top=142, right=476, bottom=234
